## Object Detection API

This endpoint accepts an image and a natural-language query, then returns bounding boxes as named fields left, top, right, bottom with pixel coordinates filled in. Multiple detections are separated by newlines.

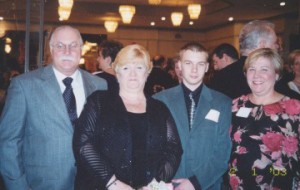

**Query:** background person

left=94, top=40, right=123, bottom=94
left=73, top=44, right=182, bottom=190
left=211, top=43, right=239, bottom=71
left=144, top=55, right=177, bottom=95
left=209, top=20, right=279, bottom=99
left=0, top=25, right=107, bottom=190
left=227, top=48, right=300, bottom=189
left=287, top=49, right=300, bottom=94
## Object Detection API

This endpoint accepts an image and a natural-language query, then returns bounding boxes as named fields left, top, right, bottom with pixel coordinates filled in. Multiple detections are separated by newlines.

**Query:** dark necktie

left=63, top=77, right=77, bottom=123
left=189, top=92, right=196, bottom=129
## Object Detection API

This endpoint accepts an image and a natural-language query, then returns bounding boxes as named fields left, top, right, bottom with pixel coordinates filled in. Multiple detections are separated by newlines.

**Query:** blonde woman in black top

left=73, top=44, right=182, bottom=190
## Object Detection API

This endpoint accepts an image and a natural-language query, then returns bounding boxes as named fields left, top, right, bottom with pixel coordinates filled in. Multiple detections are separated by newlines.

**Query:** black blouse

left=128, top=112, right=147, bottom=188
left=73, top=91, right=182, bottom=190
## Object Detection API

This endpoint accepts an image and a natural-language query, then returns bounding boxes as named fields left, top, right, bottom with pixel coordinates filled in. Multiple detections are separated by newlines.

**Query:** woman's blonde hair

left=244, top=48, right=283, bottom=76
left=112, top=44, right=152, bottom=73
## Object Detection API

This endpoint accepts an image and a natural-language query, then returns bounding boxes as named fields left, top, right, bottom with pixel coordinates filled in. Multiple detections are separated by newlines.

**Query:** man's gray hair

left=239, top=20, right=275, bottom=56
left=49, top=25, right=83, bottom=48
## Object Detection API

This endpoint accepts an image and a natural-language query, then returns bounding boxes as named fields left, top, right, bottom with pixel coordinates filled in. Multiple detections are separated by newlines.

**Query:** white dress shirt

left=53, top=67, right=86, bottom=117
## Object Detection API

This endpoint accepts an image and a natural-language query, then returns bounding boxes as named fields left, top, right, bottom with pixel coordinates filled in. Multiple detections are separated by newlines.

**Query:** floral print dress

left=228, top=95, right=300, bottom=190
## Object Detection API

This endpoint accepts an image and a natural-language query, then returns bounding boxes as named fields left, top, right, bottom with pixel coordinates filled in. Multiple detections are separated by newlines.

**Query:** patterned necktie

left=63, top=77, right=77, bottom=123
left=189, top=92, right=196, bottom=129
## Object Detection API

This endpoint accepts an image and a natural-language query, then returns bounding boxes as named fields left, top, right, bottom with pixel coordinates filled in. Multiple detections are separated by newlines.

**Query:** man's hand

left=172, top=178, right=195, bottom=190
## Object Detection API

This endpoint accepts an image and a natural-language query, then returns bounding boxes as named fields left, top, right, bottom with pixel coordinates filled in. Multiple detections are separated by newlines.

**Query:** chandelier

left=119, top=5, right=136, bottom=24
left=58, top=0, right=73, bottom=21
left=58, top=0, right=73, bottom=8
left=171, top=12, right=183, bottom=26
left=148, top=0, right=161, bottom=5
left=187, top=4, right=201, bottom=19
left=58, top=6, right=72, bottom=21
left=104, top=21, right=119, bottom=33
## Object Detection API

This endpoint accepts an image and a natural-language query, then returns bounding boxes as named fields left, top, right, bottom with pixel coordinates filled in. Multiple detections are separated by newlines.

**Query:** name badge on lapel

left=205, top=109, right=220, bottom=123
left=236, top=107, right=252, bottom=118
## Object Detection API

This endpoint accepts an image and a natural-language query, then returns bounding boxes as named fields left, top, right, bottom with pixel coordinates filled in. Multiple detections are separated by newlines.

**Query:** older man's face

left=50, top=27, right=82, bottom=76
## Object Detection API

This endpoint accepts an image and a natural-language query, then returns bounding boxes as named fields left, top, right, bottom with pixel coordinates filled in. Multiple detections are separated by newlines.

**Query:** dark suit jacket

left=95, top=71, right=119, bottom=95
left=209, top=56, right=251, bottom=99
left=144, top=67, right=177, bottom=95
left=154, top=84, right=232, bottom=190
left=73, top=91, right=182, bottom=190
left=0, top=64, right=107, bottom=190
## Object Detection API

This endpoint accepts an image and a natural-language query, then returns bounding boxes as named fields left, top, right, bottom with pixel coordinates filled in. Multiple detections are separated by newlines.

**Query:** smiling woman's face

left=246, top=56, right=278, bottom=97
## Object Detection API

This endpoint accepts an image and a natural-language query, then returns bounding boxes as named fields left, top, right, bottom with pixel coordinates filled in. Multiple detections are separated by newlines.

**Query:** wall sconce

left=58, top=0, right=74, bottom=8
left=148, top=0, right=161, bottom=5
left=171, top=12, right=183, bottom=26
left=187, top=4, right=201, bottom=19
left=58, top=6, right=72, bottom=21
left=104, top=21, right=118, bottom=33
left=119, top=5, right=136, bottom=24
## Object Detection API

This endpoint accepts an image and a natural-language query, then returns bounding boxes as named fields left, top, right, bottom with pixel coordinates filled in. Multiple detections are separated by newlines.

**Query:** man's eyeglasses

left=51, top=42, right=82, bottom=52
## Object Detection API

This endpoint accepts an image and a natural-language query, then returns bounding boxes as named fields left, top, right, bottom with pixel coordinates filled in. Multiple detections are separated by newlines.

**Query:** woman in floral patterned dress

left=227, top=48, right=300, bottom=190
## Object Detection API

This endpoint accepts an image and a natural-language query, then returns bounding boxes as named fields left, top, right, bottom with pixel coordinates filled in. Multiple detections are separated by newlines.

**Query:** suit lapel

left=170, top=86, right=190, bottom=142
left=80, top=69, right=97, bottom=98
left=192, top=85, right=213, bottom=130
left=40, top=65, right=73, bottom=133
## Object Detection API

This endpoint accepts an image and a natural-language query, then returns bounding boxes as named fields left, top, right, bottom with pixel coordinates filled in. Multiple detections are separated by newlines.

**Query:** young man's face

left=179, top=50, right=209, bottom=91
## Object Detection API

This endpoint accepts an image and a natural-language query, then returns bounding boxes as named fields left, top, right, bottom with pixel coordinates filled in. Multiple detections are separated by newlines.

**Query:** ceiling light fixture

left=104, top=21, right=119, bottom=33
left=187, top=4, right=201, bottom=19
left=171, top=12, right=183, bottom=26
left=280, top=2, right=286, bottom=6
left=119, top=5, right=136, bottom=24
left=58, top=0, right=73, bottom=21
left=148, top=0, right=161, bottom=5
left=58, top=0, right=74, bottom=8
left=58, top=6, right=72, bottom=21
left=228, top=17, right=234, bottom=21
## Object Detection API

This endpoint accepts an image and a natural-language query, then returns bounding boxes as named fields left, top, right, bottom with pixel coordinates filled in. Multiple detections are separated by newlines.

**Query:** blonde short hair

left=244, top=48, right=283, bottom=75
left=112, top=44, right=152, bottom=73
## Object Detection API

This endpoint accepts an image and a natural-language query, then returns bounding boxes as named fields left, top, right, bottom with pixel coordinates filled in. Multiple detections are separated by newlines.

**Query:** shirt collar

left=182, top=83, right=203, bottom=97
left=52, top=66, right=80, bottom=82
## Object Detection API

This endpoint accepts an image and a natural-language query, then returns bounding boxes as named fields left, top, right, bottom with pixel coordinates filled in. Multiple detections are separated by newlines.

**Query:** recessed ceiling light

left=280, top=2, right=286, bottom=6
left=150, top=22, right=155, bottom=26
left=161, top=17, right=166, bottom=21
left=228, top=17, right=234, bottom=21
left=0, top=17, right=4, bottom=21
left=189, top=21, right=194, bottom=25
